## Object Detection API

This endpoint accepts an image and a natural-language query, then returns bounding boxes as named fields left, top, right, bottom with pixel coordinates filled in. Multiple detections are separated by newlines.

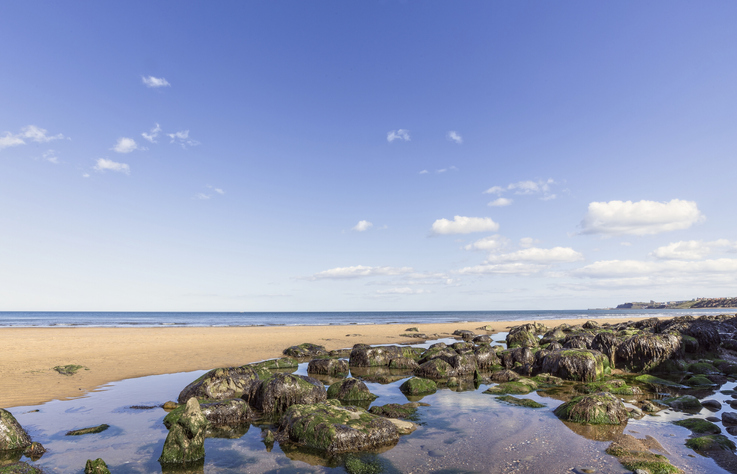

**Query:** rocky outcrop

left=554, top=392, right=628, bottom=425
left=399, top=377, right=437, bottom=396
left=474, top=345, right=501, bottom=369
left=327, top=378, right=377, bottom=401
left=615, top=333, right=683, bottom=372
left=349, top=344, right=420, bottom=367
left=85, top=458, right=111, bottom=474
left=591, top=332, right=619, bottom=366
left=177, top=366, right=261, bottom=404
left=159, top=398, right=208, bottom=465
left=0, top=408, right=32, bottom=451
left=251, top=373, right=326, bottom=415
left=506, top=326, right=539, bottom=349
left=279, top=401, right=399, bottom=454
left=414, top=358, right=454, bottom=379
left=283, top=343, right=328, bottom=358
left=540, top=349, right=608, bottom=382
left=165, top=399, right=252, bottom=429
left=307, top=358, right=348, bottom=376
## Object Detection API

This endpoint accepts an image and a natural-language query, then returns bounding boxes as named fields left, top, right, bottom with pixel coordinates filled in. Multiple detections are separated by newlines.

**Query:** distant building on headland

left=616, top=297, right=737, bottom=310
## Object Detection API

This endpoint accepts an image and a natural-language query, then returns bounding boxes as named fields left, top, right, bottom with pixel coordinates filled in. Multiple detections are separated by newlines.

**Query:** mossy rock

left=399, top=377, right=437, bottom=396
left=159, top=398, right=208, bottom=465
left=327, top=378, right=377, bottom=401
left=0, top=409, right=32, bottom=451
left=65, top=424, right=109, bottom=436
left=344, top=455, right=384, bottom=474
left=673, top=418, right=721, bottom=434
left=634, top=374, right=687, bottom=388
left=688, top=362, right=718, bottom=374
left=283, top=343, right=328, bottom=358
left=495, top=395, right=545, bottom=408
left=540, top=349, right=608, bottom=382
left=580, top=379, right=640, bottom=396
left=554, top=392, right=628, bottom=425
left=164, top=398, right=251, bottom=429
left=308, top=358, right=349, bottom=376
left=686, top=434, right=736, bottom=452
left=177, top=366, right=261, bottom=404
left=251, top=373, right=327, bottom=416
left=506, top=329, right=539, bottom=349
left=279, top=402, right=399, bottom=454
left=250, top=358, right=298, bottom=370
left=531, top=373, right=564, bottom=386
left=414, top=358, right=453, bottom=379
left=660, top=395, right=703, bottom=412
left=53, top=364, right=88, bottom=376
left=368, top=403, right=418, bottom=420
left=484, top=379, right=537, bottom=395
left=388, top=357, right=419, bottom=370
left=0, top=462, right=45, bottom=474
left=685, top=374, right=715, bottom=387
left=84, top=458, right=111, bottom=474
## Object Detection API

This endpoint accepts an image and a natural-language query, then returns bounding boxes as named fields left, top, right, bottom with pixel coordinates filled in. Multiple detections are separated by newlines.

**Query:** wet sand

left=0, top=316, right=664, bottom=408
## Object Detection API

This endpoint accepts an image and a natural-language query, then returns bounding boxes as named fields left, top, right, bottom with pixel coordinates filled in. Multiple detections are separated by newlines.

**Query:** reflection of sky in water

left=6, top=338, right=731, bottom=473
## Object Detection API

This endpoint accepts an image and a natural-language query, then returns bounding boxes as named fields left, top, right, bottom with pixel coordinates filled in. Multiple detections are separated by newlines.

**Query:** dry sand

left=0, top=317, right=662, bottom=408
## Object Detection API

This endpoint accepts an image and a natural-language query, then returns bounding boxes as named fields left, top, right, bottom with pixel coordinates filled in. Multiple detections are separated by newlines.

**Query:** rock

left=657, top=318, right=722, bottom=353
left=661, top=395, right=703, bottom=411
left=483, top=379, right=537, bottom=395
left=327, top=378, right=377, bottom=401
left=541, top=329, right=566, bottom=345
left=500, top=347, right=534, bottom=374
left=673, top=418, right=721, bottom=434
left=283, top=343, right=328, bottom=358
left=307, top=358, right=348, bottom=376
left=164, top=399, right=251, bottom=429
left=452, top=329, right=476, bottom=341
left=349, top=344, right=420, bottom=367
left=686, top=434, right=736, bottom=452
left=414, top=358, right=454, bottom=379
left=540, top=349, right=608, bottom=382
left=0, top=409, right=32, bottom=451
left=177, top=366, right=261, bottom=404
left=65, top=424, right=110, bottom=436
left=554, top=392, right=629, bottom=425
left=84, top=458, right=111, bottom=474
left=582, top=320, right=600, bottom=330
left=251, top=373, right=326, bottom=415
left=418, top=347, right=458, bottom=365
left=405, top=327, right=419, bottom=332
left=562, top=333, right=594, bottom=350
left=23, top=442, right=45, bottom=461
left=163, top=401, right=179, bottom=410
left=476, top=325, right=494, bottom=331
left=250, top=358, right=299, bottom=370
left=615, top=333, right=683, bottom=372
left=386, top=418, right=417, bottom=434
left=702, top=400, right=722, bottom=412
left=495, top=395, right=545, bottom=408
left=606, top=434, right=679, bottom=474
left=473, top=335, right=492, bottom=344
left=451, top=342, right=473, bottom=351
left=368, top=403, right=418, bottom=419
left=640, top=400, right=661, bottom=412
left=474, top=345, right=501, bottom=369
left=0, top=462, right=44, bottom=473
left=388, top=357, right=419, bottom=369
left=159, top=398, right=208, bottom=465
left=590, top=333, right=619, bottom=366
left=506, top=327, right=538, bottom=349
left=490, top=369, right=520, bottom=382
left=399, top=377, right=437, bottom=396
left=279, top=402, right=399, bottom=454
left=722, top=412, right=737, bottom=426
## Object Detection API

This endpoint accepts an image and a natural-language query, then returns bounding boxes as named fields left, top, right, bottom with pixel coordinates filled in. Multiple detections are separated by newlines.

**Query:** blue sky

left=2, top=1, right=736, bottom=311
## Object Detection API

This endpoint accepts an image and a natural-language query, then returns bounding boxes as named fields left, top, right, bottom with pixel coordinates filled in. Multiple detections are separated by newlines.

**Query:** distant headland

left=616, top=296, right=737, bottom=309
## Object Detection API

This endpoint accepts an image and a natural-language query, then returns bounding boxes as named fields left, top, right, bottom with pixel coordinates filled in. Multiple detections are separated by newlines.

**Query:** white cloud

left=483, top=186, right=505, bottom=195
left=195, top=193, right=211, bottom=200
left=483, top=179, right=557, bottom=200
left=112, top=137, right=142, bottom=153
left=436, top=166, right=458, bottom=174
left=457, top=262, right=546, bottom=275
left=352, top=220, right=373, bottom=232
left=652, top=239, right=737, bottom=260
left=580, top=199, right=705, bottom=236
left=142, top=76, right=170, bottom=88
left=463, top=235, right=509, bottom=251
left=419, top=170, right=429, bottom=174
left=93, top=158, right=130, bottom=175
left=486, top=247, right=584, bottom=264
left=387, top=129, right=410, bottom=142
left=376, top=287, right=429, bottom=295
left=1, top=125, right=65, bottom=150
left=488, top=197, right=513, bottom=207
left=574, top=258, right=737, bottom=279
left=447, top=131, right=463, bottom=144
left=214, top=188, right=225, bottom=195
left=519, top=237, right=538, bottom=248
left=168, top=130, right=200, bottom=149
left=310, top=265, right=414, bottom=280
left=42, top=150, right=59, bottom=164
left=82, top=173, right=90, bottom=178
left=431, top=216, right=499, bottom=235
left=141, top=123, right=161, bottom=143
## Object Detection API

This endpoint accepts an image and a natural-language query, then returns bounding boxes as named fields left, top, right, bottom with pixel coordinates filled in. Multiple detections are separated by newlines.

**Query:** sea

left=0, top=308, right=734, bottom=327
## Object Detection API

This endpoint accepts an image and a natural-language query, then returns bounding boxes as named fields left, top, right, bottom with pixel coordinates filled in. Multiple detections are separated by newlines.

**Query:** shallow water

left=7, top=337, right=734, bottom=473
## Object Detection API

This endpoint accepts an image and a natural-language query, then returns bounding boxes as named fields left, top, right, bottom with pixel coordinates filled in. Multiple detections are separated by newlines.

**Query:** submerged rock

left=177, top=366, right=261, bottom=404
left=554, top=392, right=628, bottom=425
left=368, top=403, right=419, bottom=420
left=0, top=408, right=32, bottom=451
left=251, top=373, right=326, bottom=415
left=65, top=424, right=110, bottom=436
left=159, top=398, right=208, bottom=465
left=327, top=378, right=377, bottom=401
left=279, top=402, right=399, bottom=454
left=84, top=458, right=111, bottom=474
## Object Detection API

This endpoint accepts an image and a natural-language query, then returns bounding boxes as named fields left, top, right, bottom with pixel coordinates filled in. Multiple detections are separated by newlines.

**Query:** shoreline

left=0, top=316, right=670, bottom=408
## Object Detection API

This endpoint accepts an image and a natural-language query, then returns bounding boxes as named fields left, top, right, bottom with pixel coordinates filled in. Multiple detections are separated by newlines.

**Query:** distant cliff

left=616, top=297, right=737, bottom=310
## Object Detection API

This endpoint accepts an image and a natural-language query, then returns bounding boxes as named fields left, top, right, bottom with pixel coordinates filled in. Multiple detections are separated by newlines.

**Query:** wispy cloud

left=447, top=131, right=463, bottom=144
left=580, top=199, right=705, bottom=236
left=387, top=129, right=410, bottom=142
left=651, top=239, right=737, bottom=260
left=463, top=235, right=509, bottom=251
left=196, top=185, right=226, bottom=200
left=483, top=178, right=558, bottom=202
left=352, top=220, right=373, bottom=232
left=376, top=287, right=429, bottom=295
left=42, top=150, right=59, bottom=164
left=436, top=166, right=458, bottom=174
left=112, top=137, right=144, bottom=153
left=142, top=76, right=170, bottom=88
left=194, top=193, right=211, bottom=200
left=431, top=216, right=499, bottom=235
left=309, top=265, right=414, bottom=280
left=168, top=130, right=200, bottom=149
left=0, top=125, right=66, bottom=150
left=488, top=197, right=512, bottom=207
left=419, top=170, right=429, bottom=175
left=141, top=123, right=162, bottom=143
left=93, top=158, right=130, bottom=175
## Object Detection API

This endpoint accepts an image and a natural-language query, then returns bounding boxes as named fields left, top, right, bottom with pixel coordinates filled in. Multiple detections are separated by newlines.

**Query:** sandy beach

left=0, top=317, right=665, bottom=408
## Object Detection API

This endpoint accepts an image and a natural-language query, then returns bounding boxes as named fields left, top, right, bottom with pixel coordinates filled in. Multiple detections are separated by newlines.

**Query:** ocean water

left=0, top=308, right=734, bottom=327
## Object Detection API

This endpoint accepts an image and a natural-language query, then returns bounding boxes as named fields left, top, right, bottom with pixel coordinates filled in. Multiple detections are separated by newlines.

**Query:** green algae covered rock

left=540, top=349, right=609, bottom=382
left=251, top=373, right=326, bottom=416
left=159, top=398, right=208, bottom=465
left=414, top=358, right=454, bottom=379
left=506, top=328, right=539, bottom=349
left=327, top=378, right=377, bottom=401
left=399, top=377, right=437, bottom=396
left=615, top=333, right=683, bottom=372
left=279, top=402, right=399, bottom=454
left=308, top=358, right=348, bottom=376
left=65, top=424, right=109, bottom=436
left=250, top=358, right=298, bottom=370
left=164, top=398, right=251, bottom=429
left=0, top=462, right=44, bottom=474
left=579, top=379, right=641, bottom=396
left=495, top=395, right=545, bottom=408
left=554, top=392, right=628, bottom=425
left=283, top=343, right=328, bottom=358
left=686, top=434, right=736, bottom=452
left=177, top=366, right=261, bottom=404
left=349, top=345, right=420, bottom=367
left=0, top=409, right=32, bottom=451
left=84, top=458, right=111, bottom=474
left=634, top=374, right=687, bottom=388
left=606, top=434, right=680, bottom=474
left=483, top=378, right=537, bottom=395
left=661, top=395, right=703, bottom=412
left=368, top=403, right=419, bottom=420
left=673, top=418, right=721, bottom=434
